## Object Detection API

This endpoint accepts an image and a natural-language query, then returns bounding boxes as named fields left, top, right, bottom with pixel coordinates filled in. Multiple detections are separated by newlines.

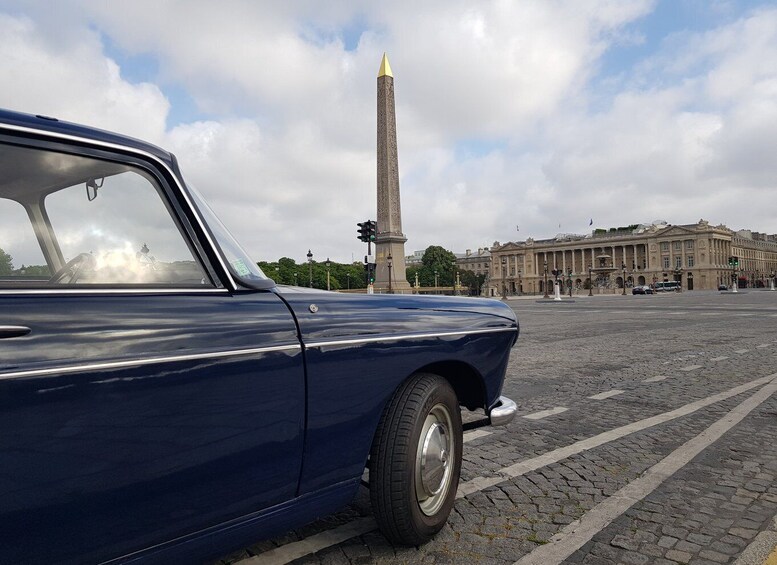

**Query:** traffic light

left=367, top=220, right=377, bottom=242
left=733, top=256, right=739, bottom=267
left=357, top=221, right=368, bottom=242
left=728, top=256, right=733, bottom=267
left=357, top=220, right=377, bottom=243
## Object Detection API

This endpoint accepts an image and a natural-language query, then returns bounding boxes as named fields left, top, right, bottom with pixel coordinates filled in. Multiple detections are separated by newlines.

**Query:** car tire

left=369, top=372, right=462, bottom=546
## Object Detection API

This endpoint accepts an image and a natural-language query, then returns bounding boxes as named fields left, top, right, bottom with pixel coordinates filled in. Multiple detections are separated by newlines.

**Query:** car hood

left=273, top=287, right=519, bottom=345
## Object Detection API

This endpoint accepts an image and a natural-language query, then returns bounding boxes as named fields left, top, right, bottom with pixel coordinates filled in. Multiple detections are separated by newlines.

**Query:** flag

left=589, top=218, right=593, bottom=226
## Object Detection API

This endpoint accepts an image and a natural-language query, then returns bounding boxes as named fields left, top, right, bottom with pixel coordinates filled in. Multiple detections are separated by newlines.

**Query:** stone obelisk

left=374, top=53, right=411, bottom=292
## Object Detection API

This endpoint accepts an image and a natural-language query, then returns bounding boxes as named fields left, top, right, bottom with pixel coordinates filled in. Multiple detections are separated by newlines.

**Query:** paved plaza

left=218, top=290, right=777, bottom=565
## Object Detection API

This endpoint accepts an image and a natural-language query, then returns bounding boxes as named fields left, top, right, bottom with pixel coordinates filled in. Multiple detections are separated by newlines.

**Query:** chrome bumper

left=488, top=395, right=517, bottom=426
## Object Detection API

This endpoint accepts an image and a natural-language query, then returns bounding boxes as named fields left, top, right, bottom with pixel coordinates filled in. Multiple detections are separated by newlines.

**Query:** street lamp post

left=306, top=249, right=313, bottom=288
left=325, top=258, right=331, bottom=291
left=387, top=253, right=393, bottom=294
left=347, top=272, right=350, bottom=290
left=293, top=272, right=298, bottom=286
left=588, top=267, right=593, bottom=297
left=543, top=260, right=549, bottom=299
left=622, top=266, right=627, bottom=296
left=434, top=269, right=439, bottom=294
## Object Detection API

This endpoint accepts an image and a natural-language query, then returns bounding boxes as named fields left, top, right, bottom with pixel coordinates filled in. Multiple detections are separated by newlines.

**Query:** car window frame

left=0, top=132, right=228, bottom=292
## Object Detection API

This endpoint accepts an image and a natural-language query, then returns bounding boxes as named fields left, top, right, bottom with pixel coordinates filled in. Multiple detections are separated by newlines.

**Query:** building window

left=673, top=241, right=681, bottom=251
left=687, top=256, right=694, bottom=268
left=663, top=257, right=670, bottom=269
left=675, top=256, right=682, bottom=269
left=661, top=242, right=669, bottom=252
left=686, top=240, right=694, bottom=250
left=510, top=268, right=515, bottom=276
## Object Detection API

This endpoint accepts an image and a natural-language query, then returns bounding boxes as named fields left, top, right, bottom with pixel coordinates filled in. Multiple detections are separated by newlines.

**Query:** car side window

left=0, top=142, right=211, bottom=287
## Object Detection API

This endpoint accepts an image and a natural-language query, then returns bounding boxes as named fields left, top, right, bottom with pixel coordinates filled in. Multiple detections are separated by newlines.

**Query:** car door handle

left=0, top=326, right=32, bottom=338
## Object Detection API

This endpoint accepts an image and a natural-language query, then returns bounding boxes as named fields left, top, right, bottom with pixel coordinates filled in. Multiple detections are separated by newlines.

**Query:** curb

left=734, top=515, right=777, bottom=565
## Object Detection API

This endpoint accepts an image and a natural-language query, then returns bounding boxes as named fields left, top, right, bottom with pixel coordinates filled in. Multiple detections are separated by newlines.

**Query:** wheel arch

left=412, top=360, right=486, bottom=411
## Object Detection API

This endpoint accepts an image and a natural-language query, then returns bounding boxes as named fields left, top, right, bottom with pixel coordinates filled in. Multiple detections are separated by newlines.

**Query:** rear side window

left=0, top=142, right=211, bottom=288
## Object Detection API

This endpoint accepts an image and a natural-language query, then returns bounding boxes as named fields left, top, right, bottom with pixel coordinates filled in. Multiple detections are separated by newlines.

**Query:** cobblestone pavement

left=217, top=290, right=777, bottom=565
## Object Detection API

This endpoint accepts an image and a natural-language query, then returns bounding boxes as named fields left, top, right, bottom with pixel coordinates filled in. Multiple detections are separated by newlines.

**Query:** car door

left=0, top=137, right=305, bottom=564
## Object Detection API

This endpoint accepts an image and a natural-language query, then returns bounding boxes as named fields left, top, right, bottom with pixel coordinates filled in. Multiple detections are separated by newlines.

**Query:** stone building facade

left=487, top=220, right=777, bottom=296
left=455, top=248, right=491, bottom=276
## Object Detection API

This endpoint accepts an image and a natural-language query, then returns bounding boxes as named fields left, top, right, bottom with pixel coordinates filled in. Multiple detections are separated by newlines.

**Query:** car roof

left=0, top=108, right=174, bottom=166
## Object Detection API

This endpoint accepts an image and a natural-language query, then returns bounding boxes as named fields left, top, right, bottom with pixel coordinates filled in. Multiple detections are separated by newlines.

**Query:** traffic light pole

left=367, top=239, right=374, bottom=294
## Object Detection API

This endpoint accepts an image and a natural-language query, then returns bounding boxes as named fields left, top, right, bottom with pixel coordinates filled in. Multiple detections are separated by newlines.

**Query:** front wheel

left=369, top=373, right=463, bottom=545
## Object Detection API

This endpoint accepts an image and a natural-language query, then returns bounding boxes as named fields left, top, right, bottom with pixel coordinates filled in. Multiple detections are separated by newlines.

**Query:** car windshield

left=184, top=181, right=272, bottom=287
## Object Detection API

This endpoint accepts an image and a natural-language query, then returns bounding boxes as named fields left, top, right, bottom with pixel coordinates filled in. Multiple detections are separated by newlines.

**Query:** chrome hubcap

left=415, top=404, right=454, bottom=516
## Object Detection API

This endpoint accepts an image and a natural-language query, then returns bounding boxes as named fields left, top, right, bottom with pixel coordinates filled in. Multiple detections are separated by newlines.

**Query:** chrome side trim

left=306, top=326, right=517, bottom=349
left=0, top=122, right=239, bottom=291
left=0, top=288, right=230, bottom=295
left=488, top=396, right=517, bottom=426
left=0, top=344, right=301, bottom=381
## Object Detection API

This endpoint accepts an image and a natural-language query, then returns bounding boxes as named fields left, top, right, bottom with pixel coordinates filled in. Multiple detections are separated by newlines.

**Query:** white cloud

left=0, top=12, right=169, bottom=142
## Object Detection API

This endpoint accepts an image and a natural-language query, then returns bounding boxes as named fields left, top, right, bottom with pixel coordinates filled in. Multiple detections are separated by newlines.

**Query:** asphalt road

left=219, top=289, right=777, bottom=565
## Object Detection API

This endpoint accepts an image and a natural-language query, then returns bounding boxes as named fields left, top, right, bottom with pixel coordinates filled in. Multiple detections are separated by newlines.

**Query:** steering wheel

left=49, top=253, right=96, bottom=284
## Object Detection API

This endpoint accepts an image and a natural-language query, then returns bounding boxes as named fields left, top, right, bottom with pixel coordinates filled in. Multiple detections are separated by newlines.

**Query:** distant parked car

left=718, top=284, right=728, bottom=291
left=632, top=285, right=653, bottom=295
left=0, top=109, right=519, bottom=564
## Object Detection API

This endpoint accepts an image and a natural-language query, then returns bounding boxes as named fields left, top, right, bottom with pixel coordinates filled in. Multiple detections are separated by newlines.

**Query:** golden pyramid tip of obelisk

left=378, top=52, right=393, bottom=78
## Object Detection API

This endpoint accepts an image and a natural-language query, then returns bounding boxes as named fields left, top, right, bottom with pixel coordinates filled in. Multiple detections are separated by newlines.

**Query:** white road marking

left=457, top=374, right=775, bottom=497
left=679, top=365, right=703, bottom=372
left=643, top=375, right=669, bottom=383
left=463, top=429, right=493, bottom=443
left=735, top=349, right=749, bottom=354
left=243, top=374, right=777, bottom=564
left=514, top=376, right=777, bottom=565
left=700, top=312, right=718, bottom=316
left=710, top=356, right=729, bottom=361
left=241, top=517, right=377, bottom=565
left=737, top=313, right=755, bottom=317
left=523, top=407, right=569, bottom=420
left=757, top=344, right=771, bottom=349
left=587, top=390, right=625, bottom=400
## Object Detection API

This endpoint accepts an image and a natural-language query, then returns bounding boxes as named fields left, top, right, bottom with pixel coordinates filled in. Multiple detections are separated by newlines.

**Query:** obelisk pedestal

left=374, top=53, right=411, bottom=293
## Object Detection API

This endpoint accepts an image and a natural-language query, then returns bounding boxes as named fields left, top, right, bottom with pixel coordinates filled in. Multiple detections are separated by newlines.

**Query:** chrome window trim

left=306, top=326, right=517, bottom=349
left=0, top=122, right=239, bottom=291
left=0, top=288, right=231, bottom=295
left=0, top=344, right=302, bottom=381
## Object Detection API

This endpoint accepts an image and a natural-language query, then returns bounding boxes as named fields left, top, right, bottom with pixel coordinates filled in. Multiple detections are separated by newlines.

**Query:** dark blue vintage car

left=0, top=109, right=518, bottom=564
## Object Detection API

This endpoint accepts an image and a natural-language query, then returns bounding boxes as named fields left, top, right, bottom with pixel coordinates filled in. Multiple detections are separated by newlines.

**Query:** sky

left=1, top=0, right=776, bottom=264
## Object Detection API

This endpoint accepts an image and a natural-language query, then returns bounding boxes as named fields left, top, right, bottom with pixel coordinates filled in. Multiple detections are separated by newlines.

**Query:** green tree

left=409, top=245, right=457, bottom=287
left=0, top=248, right=13, bottom=275
left=458, top=270, right=485, bottom=295
left=258, top=258, right=367, bottom=290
